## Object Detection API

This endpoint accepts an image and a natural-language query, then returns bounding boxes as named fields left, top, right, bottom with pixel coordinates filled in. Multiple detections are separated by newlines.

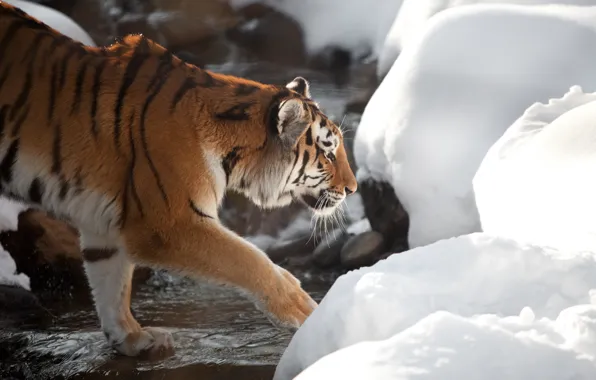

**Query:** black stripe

left=28, top=178, right=43, bottom=203
left=320, top=118, right=327, bottom=127
left=71, top=58, right=90, bottom=115
left=293, top=150, right=310, bottom=184
left=0, top=21, right=23, bottom=60
left=189, top=199, right=213, bottom=219
left=215, top=102, right=253, bottom=121
left=170, top=78, right=197, bottom=112
left=10, top=104, right=29, bottom=136
left=284, top=149, right=301, bottom=188
left=10, top=71, right=32, bottom=121
left=308, top=175, right=327, bottom=188
left=90, top=60, right=107, bottom=137
left=48, top=62, right=59, bottom=122
left=139, top=55, right=173, bottom=205
left=0, top=139, right=19, bottom=183
left=0, top=63, right=11, bottom=89
left=58, top=179, right=69, bottom=200
left=222, top=147, right=241, bottom=184
left=52, top=123, right=61, bottom=174
left=57, top=45, right=84, bottom=91
left=147, top=51, right=173, bottom=92
left=305, top=127, right=313, bottom=146
left=0, top=106, right=8, bottom=141
left=127, top=111, right=144, bottom=218
left=114, top=49, right=148, bottom=149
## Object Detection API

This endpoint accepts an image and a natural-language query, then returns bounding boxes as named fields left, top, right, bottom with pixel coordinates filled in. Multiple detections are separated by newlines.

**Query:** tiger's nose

left=345, top=185, right=356, bottom=196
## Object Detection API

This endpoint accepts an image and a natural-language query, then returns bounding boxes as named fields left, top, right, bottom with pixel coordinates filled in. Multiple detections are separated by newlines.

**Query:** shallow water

left=0, top=63, right=366, bottom=380
left=0, top=270, right=339, bottom=379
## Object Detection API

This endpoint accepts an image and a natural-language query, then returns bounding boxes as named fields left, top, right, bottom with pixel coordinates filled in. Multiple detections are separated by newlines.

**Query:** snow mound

left=355, top=3, right=596, bottom=248
left=377, top=0, right=596, bottom=78
left=229, top=0, right=403, bottom=60
left=474, top=85, right=596, bottom=251
left=0, top=198, right=29, bottom=289
left=4, top=0, right=96, bottom=46
left=295, top=307, right=596, bottom=379
left=274, top=233, right=596, bottom=379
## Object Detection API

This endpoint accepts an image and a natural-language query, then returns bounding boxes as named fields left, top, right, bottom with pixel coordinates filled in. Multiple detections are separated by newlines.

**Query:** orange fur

left=0, top=2, right=357, bottom=356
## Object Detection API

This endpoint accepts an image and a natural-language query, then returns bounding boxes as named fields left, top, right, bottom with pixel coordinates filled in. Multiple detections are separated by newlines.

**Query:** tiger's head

left=240, top=77, right=357, bottom=217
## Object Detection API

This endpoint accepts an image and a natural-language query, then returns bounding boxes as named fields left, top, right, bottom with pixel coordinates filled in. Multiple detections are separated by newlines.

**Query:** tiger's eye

left=326, top=152, right=336, bottom=162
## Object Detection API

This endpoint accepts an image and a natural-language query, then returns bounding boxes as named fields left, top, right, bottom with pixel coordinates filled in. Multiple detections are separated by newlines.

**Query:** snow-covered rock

left=474, top=85, right=596, bottom=251
left=274, top=233, right=596, bottom=379
left=355, top=3, right=596, bottom=248
left=4, top=0, right=96, bottom=46
left=377, top=0, right=596, bottom=78
left=0, top=198, right=29, bottom=289
left=229, top=0, right=403, bottom=60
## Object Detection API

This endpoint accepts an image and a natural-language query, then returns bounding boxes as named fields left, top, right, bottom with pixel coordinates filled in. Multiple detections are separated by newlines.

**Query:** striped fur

left=0, top=2, right=357, bottom=357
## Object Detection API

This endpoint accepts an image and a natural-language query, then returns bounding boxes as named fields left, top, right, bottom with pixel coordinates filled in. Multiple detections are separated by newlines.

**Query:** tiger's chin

left=297, top=193, right=341, bottom=217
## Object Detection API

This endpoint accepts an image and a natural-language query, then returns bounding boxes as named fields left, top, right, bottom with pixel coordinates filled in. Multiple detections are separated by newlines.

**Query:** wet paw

left=262, top=266, right=318, bottom=330
left=113, top=327, right=175, bottom=359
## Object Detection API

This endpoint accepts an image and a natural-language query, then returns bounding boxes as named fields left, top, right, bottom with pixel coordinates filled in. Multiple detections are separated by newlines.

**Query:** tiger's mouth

left=297, top=192, right=340, bottom=215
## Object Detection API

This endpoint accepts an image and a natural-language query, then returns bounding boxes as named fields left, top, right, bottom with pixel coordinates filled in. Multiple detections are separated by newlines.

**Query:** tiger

left=0, top=1, right=358, bottom=357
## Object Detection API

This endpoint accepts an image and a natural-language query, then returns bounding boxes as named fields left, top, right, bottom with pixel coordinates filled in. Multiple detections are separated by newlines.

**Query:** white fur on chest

left=202, top=149, right=227, bottom=212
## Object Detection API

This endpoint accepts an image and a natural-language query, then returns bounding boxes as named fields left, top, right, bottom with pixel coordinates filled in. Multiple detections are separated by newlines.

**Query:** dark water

left=0, top=270, right=340, bottom=380
left=0, top=64, right=367, bottom=380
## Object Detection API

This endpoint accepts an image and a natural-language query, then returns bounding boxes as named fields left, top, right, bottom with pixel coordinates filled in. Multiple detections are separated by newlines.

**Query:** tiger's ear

left=286, top=77, right=311, bottom=98
left=276, top=98, right=310, bottom=148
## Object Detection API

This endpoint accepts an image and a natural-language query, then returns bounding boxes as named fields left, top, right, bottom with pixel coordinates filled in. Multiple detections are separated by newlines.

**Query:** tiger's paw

left=261, top=266, right=318, bottom=330
left=113, top=327, right=175, bottom=359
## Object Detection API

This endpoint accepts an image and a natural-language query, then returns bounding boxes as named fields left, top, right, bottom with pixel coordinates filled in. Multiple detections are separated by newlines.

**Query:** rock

left=266, top=235, right=316, bottom=263
left=0, top=210, right=151, bottom=298
left=312, top=230, right=347, bottom=268
left=340, top=231, right=385, bottom=269
left=149, top=0, right=239, bottom=49
left=227, top=3, right=307, bottom=67
left=0, top=284, right=52, bottom=327
left=358, top=179, right=409, bottom=252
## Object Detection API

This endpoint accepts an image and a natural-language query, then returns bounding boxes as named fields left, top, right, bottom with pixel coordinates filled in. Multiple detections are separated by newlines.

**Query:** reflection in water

left=1, top=63, right=364, bottom=379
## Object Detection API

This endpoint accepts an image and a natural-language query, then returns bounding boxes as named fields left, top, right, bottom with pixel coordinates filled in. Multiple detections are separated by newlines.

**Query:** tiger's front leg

left=80, top=232, right=174, bottom=357
left=122, top=217, right=318, bottom=335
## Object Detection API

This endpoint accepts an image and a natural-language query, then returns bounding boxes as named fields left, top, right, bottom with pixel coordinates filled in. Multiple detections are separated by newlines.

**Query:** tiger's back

left=0, top=1, right=358, bottom=358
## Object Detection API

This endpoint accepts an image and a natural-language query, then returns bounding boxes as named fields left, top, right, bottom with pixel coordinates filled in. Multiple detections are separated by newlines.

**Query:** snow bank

left=229, top=0, right=403, bottom=60
left=295, top=307, right=596, bottom=379
left=474, top=85, right=596, bottom=251
left=274, top=233, right=596, bottom=379
left=354, top=3, right=596, bottom=248
left=0, top=198, right=29, bottom=290
left=4, top=0, right=96, bottom=46
left=377, top=0, right=596, bottom=78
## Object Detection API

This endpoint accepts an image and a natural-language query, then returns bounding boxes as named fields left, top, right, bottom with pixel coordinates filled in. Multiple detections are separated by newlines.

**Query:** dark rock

left=115, top=13, right=160, bottom=42
left=359, top=179, right=409, bottom=252
left=266, top=235, right=316, bottom=263
left=340, top=231, right=385, bottom=269
left=312, top=230, right=347, bottom=268
left=0, top=285, right=52, bottom=327
left=0, top=210, right=151, bottom=299
left=227, top=3, right=307, bottom=67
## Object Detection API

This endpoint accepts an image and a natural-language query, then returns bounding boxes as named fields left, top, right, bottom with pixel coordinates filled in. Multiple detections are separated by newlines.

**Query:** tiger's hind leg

left=80, top=232, right=174, bottom=357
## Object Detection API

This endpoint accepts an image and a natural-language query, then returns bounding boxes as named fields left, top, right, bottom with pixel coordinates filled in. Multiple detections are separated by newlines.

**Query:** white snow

left=377, top=0, right=596, bottom=78
left=354, top=3, right=596, bottom=249
left=0, top=198, right=29, bottom=290
left=229, top=0, right=403, bottom=60
left=274, top=233, right=596, bottom=379
left=4, top=0, right=96, bottom=46
left=474, top=85, right=596, bottom=251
